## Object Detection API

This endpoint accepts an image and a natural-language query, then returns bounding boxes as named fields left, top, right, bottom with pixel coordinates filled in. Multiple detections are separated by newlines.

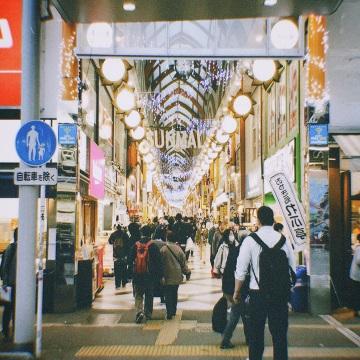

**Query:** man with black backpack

left=233, top=206, right=295, bottom=360
left=108, top=225, right=130, bottom=289
left=128, top=225, right=163, bottom=323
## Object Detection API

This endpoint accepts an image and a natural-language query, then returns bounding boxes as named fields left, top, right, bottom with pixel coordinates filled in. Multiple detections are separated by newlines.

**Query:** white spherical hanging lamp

left=143, top=152, right=154, bottom=164
left=221, top=115, right=237, bottom=134
left=215, top=130, right=229, bottom=144
left=124, top=110, right=141, bottom=128
left=271, top=19, right=299, bottom=50
left=147, top=162, right=156, bottom=171
left=208, top=151, right=218, bottom=160
left=116, top=87, right=136, bottom=112
left=138, top=140, right=150, bottom=155
left=99, top=123, right=112, bottom=140
left=233, top=95, right=252, bottom=116
left=130, top=126, right=145, bottom=141
left=102, top=58, right=126, bottom=83
left=252, top=59, right=276, bottom=82
left=211, top=142, right=222, bottom=152
left=86, top=23, right=113, bottom=48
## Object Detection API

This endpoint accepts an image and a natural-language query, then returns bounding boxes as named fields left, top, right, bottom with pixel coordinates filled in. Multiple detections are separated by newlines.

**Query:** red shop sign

left=0, top=0, right=22, bottom=107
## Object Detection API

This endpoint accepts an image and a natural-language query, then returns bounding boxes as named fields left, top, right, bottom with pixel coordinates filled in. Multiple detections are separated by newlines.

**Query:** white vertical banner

left=268, top=172, right=306, bottom=252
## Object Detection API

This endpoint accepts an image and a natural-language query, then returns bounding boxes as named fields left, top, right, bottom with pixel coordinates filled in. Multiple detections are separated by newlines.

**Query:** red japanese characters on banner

left=0, top=0, right=22, bottom=107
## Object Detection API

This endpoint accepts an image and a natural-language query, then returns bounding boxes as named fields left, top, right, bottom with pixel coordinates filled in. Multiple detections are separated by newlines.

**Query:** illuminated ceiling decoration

left=137, top=59, right=233, bottom=207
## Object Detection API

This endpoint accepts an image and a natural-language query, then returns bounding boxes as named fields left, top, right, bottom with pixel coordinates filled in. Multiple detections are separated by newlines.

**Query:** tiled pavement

left=2, top=245, right=360, bottom=359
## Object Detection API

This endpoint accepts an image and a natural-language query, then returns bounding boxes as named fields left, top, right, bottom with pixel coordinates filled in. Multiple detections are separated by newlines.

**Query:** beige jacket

left=160, top=242, right=190, bottom=285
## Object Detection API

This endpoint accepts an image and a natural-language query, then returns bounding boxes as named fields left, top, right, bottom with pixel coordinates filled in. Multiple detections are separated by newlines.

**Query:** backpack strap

left=274, top=235, right=286, bottom=250
left=249, top=232, right=269, bottom=250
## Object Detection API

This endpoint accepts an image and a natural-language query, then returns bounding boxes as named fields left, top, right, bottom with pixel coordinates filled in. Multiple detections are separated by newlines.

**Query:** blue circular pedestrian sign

left=15, top=120, right=57, bottom=166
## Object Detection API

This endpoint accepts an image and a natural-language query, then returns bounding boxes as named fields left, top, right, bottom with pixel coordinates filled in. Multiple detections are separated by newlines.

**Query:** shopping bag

left=212, top=296, right=228, bottom=333
left=185, top=237, right=194, bottom=252
left=0, top=286, right=11, bottom=305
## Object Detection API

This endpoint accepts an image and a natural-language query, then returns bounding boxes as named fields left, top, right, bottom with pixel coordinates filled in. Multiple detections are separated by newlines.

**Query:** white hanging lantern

left=130, top=126, right=145, bottom=141
left=102, top=58, right=126, bottom=83
left=208, top=151, right=218, bottom=160
left=211, top=142, right=222, bottom=152
left=233, top=95, right=252, bottom=116
left=100, top=123, right=112, bottom=140
left=271, top=19, right=299, bottom=50
left=143, top=152, right=154, bottom=163
left=252, top=59, right=276, bottom=82
left=147, top=162, right=156, bottom=171
left=86, top=23, right=113, bottom=48
left=221, top=115, right=237, bottom=134
left=138, top=140, right=150, bottom=155
left=116, top=87, right=136, bottom=112
left=124, top=110, right=141, bottom=128
left=215, top=130, right=229, bottom=144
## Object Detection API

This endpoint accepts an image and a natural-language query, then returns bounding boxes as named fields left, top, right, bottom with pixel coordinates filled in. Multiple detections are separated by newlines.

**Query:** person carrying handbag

left=160, top=231, right=191, bottom=320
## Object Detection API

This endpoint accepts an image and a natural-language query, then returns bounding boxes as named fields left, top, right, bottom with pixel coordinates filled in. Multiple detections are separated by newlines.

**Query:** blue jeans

left=222, top=300, right=249, bottom=344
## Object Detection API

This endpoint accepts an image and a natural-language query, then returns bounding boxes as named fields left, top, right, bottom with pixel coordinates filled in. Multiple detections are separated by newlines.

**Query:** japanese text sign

left=14, top=167, right=57, bottom=185
left=268, top=172, right=306, bottom=252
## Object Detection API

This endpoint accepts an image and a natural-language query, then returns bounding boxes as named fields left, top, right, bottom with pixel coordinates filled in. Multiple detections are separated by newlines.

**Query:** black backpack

left=249, top=233, right=295, bottom=303
left=212, top=296, right=228, bottom=333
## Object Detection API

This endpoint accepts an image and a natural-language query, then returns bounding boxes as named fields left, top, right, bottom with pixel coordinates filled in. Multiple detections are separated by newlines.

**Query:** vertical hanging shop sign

left=0, top=0, right=22, bottom=107
left=268, top=172, right=306, bottom=252
left=89, top=141, right=105, bottom=199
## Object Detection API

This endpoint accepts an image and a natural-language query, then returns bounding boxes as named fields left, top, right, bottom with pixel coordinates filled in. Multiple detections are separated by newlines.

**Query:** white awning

left=333, top=134, right=360, bottom=171
left=333, top=135, right=360, bottom=157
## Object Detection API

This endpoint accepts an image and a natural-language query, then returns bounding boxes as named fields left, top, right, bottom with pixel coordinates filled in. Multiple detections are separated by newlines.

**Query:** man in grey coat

left=160, top=231, right=191, bottom=320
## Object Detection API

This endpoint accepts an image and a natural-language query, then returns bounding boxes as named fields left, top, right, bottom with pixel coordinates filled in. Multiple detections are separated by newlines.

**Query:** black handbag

left=212, top=296, right=228, bottom=333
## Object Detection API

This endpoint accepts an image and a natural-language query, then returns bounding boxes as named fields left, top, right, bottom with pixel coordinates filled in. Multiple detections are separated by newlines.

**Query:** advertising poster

left=89, top=141, right=105, bottom=199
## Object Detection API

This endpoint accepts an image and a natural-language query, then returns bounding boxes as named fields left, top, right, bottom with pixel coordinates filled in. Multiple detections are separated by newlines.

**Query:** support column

left=306, top=15, right=331, bottom=314
left=15, top=0, right=40, bottom=346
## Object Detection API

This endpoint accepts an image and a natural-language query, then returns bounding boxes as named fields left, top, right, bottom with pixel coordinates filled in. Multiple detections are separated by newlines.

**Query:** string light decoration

left=60, top=29, right=78, bottom=100
left=306, top=15, right=329, bottom=111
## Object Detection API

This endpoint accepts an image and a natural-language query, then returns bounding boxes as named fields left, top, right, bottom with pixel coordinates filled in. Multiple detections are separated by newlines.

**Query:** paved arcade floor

left=2, top=246, right=360, bottom=359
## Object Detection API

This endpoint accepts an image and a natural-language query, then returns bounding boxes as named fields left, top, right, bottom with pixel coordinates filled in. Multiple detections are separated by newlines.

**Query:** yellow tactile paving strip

left=75, top=345, right=360, bottom=358
left=75, top=345, right=248, bottom=357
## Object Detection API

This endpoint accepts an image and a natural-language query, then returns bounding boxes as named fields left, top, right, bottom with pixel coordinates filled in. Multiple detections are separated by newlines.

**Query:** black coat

left=0, top=242, right=17, bottom=286
left=221, top=244, right=239, bottom=296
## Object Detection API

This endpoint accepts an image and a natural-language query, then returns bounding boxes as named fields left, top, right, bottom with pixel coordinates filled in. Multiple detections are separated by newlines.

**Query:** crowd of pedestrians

left=2, top=207, right=359, bottom=359
left=106, top=208, right=299, bottom=359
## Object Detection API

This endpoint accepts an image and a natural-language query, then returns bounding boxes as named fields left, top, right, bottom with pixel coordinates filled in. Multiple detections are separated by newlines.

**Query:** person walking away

left=160, top=231, right=191, bottom=319
left=152, top=225, right=167, bottom=304
left=233, top=206, right=295, bottom=360
left=108, top=225, right=130, bottom=289
left=213, top=229, right=249, bottom=349
left=129, top=225, right=163, bottom=323
left=0, top=228, right=17, bottom=340
left=350, top=234, right=360, bottom=315
left=173, top=214, right=189, bottom=258
left=211, top=223, right=225, bottom=276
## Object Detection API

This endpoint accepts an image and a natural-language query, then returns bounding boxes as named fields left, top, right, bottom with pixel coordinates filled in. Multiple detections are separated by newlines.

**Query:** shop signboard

left=89, top=141, right=105, bottom=199
left=58, top=123, right=77, bottom=145
left=15, top=120, right=57, bottom=166
left=0, top=0, right=22, bottom=107
left=309, top=124, right=328, bottom=146
left=264, top=140, right=295, bottom=193
left=268, top=172, right=306, bottom=252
